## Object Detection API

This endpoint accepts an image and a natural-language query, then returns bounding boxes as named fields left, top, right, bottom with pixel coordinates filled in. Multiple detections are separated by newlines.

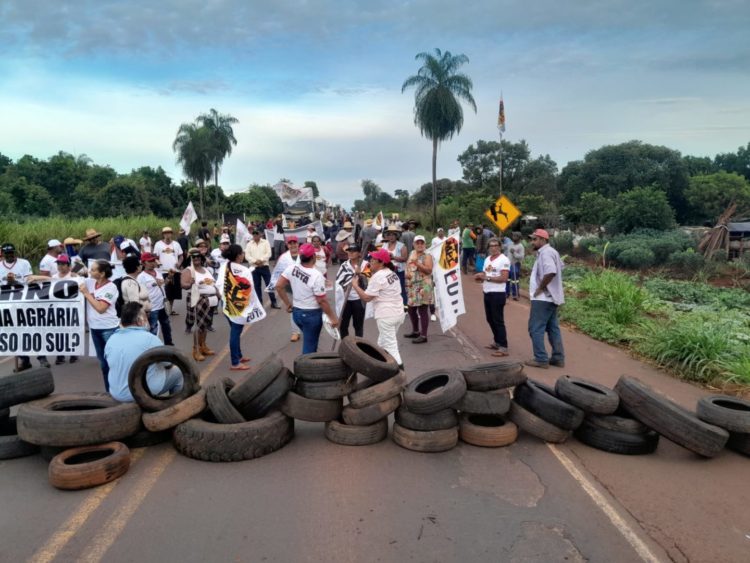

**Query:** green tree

left=0, top=153, right=11, bottom=175
left=610, top=186, right=675, bottom=234
left=686, top=172, right=750, bottom=223
left=402, top=48, right=476, bottom=229
left=173, top=123, right=214, bottom=219
left=304, top=180, right=320, bottom=199
left=95, top=177, right=151, bottom=216
left=394, top=189, right=410, bottom=209
left=578, top=191, right=612, bottom=226
left=714, top=142, right=750, bottom=181
left=197, top=108, right=239, bottom=218
left=683, top=155, right=716, bottom=177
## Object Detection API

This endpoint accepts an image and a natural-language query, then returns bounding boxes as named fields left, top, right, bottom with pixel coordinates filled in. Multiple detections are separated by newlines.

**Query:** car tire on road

left=347, top=372, right=405, bottom=409
left=0, top=417, right=40, bottom=460
left=584, top=412, right=651, bottom=435
left=391, top=422, right=458, bottom=453
left=508, top=401, right=570, bottom=443
left=142, top=389, right=207, bottom=432
left=122, top=426, right=173, bottom=449
left=338, top=336, right=400, bottom=382
left=403, top=369, right=467, bottom=415
left=695, top=395, right=750, bottom=433
left=128, top=346, right=200, bottom=412
left=48, top=442, right=130, bottom=490
left=236, top=369, right=293, bottom=420
left=452, top=389, right=510, bottom=415
left=394, top=406, right=458, bottom=432
left=227, top=354, right=284, bottom=411
left=615, top=376, right=728, bottom=458
left=325, top=419, right=388, bottom=446
left=17, top=393, right=142, bottom=447
left=514, top=380, right=584, bottom=431
left=459, top=361, right=527, bottom=391
left=555, top=375, right=619, bottom=415
left=207, top=378, right=246, bottom=424
left=295, top=377, right=356, bottom=400
left=294, top=352, right=351, bottom=382
left=459, top=414, right=518, bottom=447
left=173, top=410, right=294, bottom=462
left=574, top=417, right=660, bottom=455
left=727, top=432, right=750, bottom=456
left=280, top=391, right=343, bottom=422
left=0, top=367, right=55, bottom=410
left=342, top=395, right=401, bottom=426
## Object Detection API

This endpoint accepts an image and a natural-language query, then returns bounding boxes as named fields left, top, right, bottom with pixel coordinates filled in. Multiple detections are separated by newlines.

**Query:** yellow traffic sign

left=485, top=195, right=521, bottom=232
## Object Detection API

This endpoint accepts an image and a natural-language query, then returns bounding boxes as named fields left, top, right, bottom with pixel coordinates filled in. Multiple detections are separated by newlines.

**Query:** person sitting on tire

left=104, top=302, right=184, bottom=403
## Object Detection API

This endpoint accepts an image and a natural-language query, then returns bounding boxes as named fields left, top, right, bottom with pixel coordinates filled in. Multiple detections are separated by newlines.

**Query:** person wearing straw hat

left=153, top=226, right=183, bottom=316
left=137, top=252, right=173, bottom=345
left=181, top=247, right=219, bottom=361
left=78, top=228, right=111, bottom=264
left=359, top=218, right=378, bottom=256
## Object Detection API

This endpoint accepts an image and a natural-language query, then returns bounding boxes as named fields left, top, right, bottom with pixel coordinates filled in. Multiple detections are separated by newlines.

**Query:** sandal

left=230, top=364, right=251, bottom=371
left=491, top=351, right=510, bottom=357
left=240, top=357, right=251, bottom=363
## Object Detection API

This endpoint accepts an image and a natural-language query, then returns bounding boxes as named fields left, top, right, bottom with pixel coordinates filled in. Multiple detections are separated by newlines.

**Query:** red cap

left=55, top=254, right=70, bottom=264
left=369, top=248, right=391, bottom=264
left=299, top=243, right=316, bottom=258
left=285, top=235, right=299, bottom=243
left=141, top=252, right=157, bottom=262
left=530, top=228, right=550, bottom=240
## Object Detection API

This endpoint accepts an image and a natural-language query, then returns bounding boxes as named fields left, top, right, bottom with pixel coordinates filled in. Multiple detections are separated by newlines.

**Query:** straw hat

left=343, top=221, right=354, bottom=229
left=385, top=225, right=402, bottom=235
left=82, top=228, right=101, bottom=241
left=63, top=237, right=82, bottom=245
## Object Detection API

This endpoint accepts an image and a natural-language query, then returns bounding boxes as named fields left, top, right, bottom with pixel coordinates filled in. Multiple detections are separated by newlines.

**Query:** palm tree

left=198, top=108, right=239, bottom=219
left=173, top=123, right=214, bottom=218
left=402, top=48, right=476, bottom=229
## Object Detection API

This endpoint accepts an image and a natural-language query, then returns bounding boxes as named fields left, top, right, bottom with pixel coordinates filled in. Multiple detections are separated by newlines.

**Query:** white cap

left=414, top=235, right=426, bottom=243
left=47, top=239, right=62, bottom=248
left=220, top=234, right=230, bottom=243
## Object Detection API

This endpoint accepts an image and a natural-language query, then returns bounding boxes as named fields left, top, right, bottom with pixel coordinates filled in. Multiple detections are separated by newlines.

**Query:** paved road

left=0, top=271, right=747, bottom=562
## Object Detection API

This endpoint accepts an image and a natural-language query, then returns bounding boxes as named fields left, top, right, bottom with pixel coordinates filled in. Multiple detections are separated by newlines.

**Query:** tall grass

left=0, top=215, right=180, bottom=264
left=576, top=270, right=646, bottom=325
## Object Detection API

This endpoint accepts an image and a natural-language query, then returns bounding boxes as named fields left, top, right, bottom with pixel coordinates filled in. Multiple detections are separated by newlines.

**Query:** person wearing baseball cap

left=526, top=227, right=566, bottom=369
left=137, top=252, right=173, bottom=346
left=334, top=244, right=368, bottom=339
left=275, top=243, right=338, bottom=354
left=38, top=239, right=63, bottom=277
left=350, top=247, right=405, bottom=369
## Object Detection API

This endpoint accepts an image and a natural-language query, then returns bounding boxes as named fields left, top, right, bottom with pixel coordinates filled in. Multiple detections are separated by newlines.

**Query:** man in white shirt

left=137, top=252, right=173, bottom=345
left=139, top=230, right=153, bottom=254
left=39, top=239, right=63, bottom=277
left=431, top=228, right=447, bottom=248
left=245, top=230, right=280, bottom=309
left=474, top=237, right=511, bottom=357
left=271, top=235, right=302, bottom=341
left=153, top=226, right=183, bottom=315
left=211, top=235, right=230, bottom=269
left=276, top=243, right=338, bottom=354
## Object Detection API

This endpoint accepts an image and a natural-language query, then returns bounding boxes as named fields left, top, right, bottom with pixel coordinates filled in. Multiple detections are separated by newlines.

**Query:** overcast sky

left=1, top=0, right=748, bottom=208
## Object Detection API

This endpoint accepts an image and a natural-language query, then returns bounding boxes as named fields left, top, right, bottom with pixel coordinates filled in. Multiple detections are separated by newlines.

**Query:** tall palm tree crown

left=173, top=123, right=214, bottom=219
left=402, top=48, right=476, bottom=229
left=198, top=108, right=239, bottom=219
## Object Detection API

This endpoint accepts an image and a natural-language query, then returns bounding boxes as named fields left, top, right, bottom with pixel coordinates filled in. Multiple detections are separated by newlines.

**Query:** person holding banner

left=474, top=238, right=510, bottom=357
left=404, top=236, right=434, bottom=344
left=351, top=249, right=405, bottom=370
left=181, top=248, right=219, bottom=362
left=335, top=244, right=367, bottom=339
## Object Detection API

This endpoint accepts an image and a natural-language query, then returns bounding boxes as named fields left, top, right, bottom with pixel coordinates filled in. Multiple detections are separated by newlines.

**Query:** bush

left=606, top=229, right=694, bottom=269
left=667, top=248, right=705, bottom=274
left=573, top=236, right=604, bottom=258
left=550, top=231, right=574, bottom=255
left=608, top=186, right=676, bottom=234
left=616, top=247, right=656, bottom=269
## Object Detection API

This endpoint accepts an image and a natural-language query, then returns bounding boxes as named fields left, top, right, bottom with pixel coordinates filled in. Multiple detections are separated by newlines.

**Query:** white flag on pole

left=428, top=235, right=465, bottom=333
left=180, top=201, right=198, bottom=235
left=236, top=219, right=251, bottom=248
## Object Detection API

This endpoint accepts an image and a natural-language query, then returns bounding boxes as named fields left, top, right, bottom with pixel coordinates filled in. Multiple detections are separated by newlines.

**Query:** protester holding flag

left=335, top=244, right=368, bottom=339
left=180, top=201, right=198, bottom=236
left=351, top=249, right=405, bottom=370
left=181, top=248, right=219, bottom=362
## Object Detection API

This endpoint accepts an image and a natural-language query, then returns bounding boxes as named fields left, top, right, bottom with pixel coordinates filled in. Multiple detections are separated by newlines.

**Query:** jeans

left=292, top=307, right=323, bottom=354
left=148, top=308, right=173, bottom=345
left=528, top=300, right=564, bottom=364
left=506, top=262, right=521, bottom=297
left=252, top=266, right=277, bottom=306
left=483, top=292, right=508, bottom=349
left=91, top=327, right=117, bottom=391
left=396, top=270, right=407, bottom=305
left=376, top=314, right=405, bottom=365
left=154, top=367, right=184, bottom=395
left=226, top=317, right=245, bottom=366
left=340, top=299, right=365, bottom=339
left=461, top=248, right=476, bottom=272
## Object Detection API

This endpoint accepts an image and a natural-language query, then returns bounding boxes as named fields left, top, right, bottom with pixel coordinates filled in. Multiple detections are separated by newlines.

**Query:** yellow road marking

left=28, top=449, right=146, bottom=563
left=546, top=444, right=665, bottom=563
left=30, top=343, right=229, bottom=563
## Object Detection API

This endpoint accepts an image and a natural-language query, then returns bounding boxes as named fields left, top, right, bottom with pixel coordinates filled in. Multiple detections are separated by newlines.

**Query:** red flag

left=498, top=97, right=506, bottom=132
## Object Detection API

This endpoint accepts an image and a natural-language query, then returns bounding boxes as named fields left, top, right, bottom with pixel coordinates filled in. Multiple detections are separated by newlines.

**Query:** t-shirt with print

left=483, top=253, right=510, bottom=293
left=153, top=240, right=183, bottom=273
left=139, top=236, right=152, bottom=253
left=365, top=268, right=403, bottom=318
left=0, top=258, right=32, bottom=285
left=39, top=254, right=59, bottom=276
left=137, top=271, right=166, bottom=311
left=282, top=264, right=326, bottom=310
left=85, top=278, right=120, bottom=329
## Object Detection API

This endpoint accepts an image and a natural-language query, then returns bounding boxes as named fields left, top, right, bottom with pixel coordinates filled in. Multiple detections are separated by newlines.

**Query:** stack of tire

left=327, top=337, right=404, bottom=446
left=455, top=361, right=527, bottom=448
left=174, top=353, right=294, bottom=462
left=1, top=368, right=55, bottom=461
left=280, top=353, right=348, bottom=425
left=509, top=379, right=584, bottom=443
left=557, top=375, right=660, bottom=455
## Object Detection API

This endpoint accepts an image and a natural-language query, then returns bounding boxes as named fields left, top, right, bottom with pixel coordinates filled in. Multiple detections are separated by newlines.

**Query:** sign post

left=484, top=194, right=521, bottom=233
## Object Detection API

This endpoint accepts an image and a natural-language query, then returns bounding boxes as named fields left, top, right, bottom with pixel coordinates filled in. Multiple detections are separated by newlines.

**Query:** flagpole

left=498, top=93, right=505, bottom=198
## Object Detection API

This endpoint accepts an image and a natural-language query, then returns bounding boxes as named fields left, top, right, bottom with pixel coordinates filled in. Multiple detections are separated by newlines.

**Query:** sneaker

left=15, top=360, right=32, bottom=373
left=430, top=314, right=437, bottom=322
left=524, top=359, right=549, bottom=369
left=207, top=326, right=216, bottom=332
left=549, top=359, right=566, bottom=368
left=404, top=332, right=419, bottom=338
left=271, top=303, right=281, bottom=309
left=412, top=336, right=428, bottom=344
left=69, top=356, right=78, bottom=364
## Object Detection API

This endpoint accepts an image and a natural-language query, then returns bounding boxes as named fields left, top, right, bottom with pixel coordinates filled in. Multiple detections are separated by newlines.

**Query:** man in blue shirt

left=105, top=302, right=184, bottom=402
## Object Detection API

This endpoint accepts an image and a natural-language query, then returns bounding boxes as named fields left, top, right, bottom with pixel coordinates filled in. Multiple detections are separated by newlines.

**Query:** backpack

left=113, top=276, right=142, bottom=317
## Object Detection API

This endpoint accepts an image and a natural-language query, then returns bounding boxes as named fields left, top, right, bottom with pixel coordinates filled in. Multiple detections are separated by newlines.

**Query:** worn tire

left=459, top=414, right=518, bottom=447
left=459, top=361, right=527, bottom=391
left=325, top=419, right=388, bottom=446
left=295, top=378, right=356, bottom=400
left=227, top=354, right=284, bottom=411
left=237, top=369, right=293, bottom=420
left=338, top=336, right=400, bottom=382
left=585, top=413, right=650, bottom=435
left=0, top=367, right=55, bottom=409
left=508, top=401, right=570, bottom=443
left=342, top=395, right=401, bottom=426
left=142, top=389, right=207, bottom=432
left=207, top=378, right=245, bottom=424
left=392, top=423, right=458, bottom=453
left=696, top=395, right=750, bottom=433
left=615, top=376, right=728, bottom=457
left=727, top=432, right=750, bottom=456
left=555, top=376, right=619, bottom=415
left=280, top=391, right=343, bottom=422
left=17, top=393, right=141, bottom=447
left=514, top=380, right=584, bottom=430
left=122, top=427, right=172, bottom=449
left=452, top=389, right=510, bottom=415
left=347, top=372, right=405, bottom=408
left=403, top=369, right=467, bottom=415
left=574, top=418, right=660, bottom=455
left=173, top=410, right=293, bottom=462
left=294, top=352, right=351, bottom=382
left=395, top=406, right=458, bottom=432
left=49, top=442, right=130, bottom=490
left=0, top=417, right=40, bottom=460
left=128, top=346, right=200, bottom=412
